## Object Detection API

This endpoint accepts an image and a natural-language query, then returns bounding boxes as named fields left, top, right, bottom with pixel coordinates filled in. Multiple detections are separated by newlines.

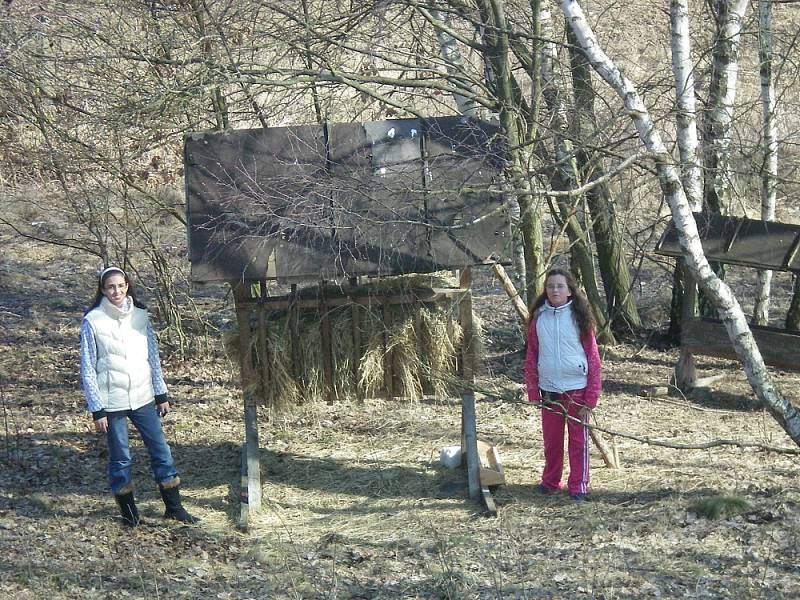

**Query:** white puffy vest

left=535, top=300, right=589, bottom=393
left=85, top=297, right=154, bottom=412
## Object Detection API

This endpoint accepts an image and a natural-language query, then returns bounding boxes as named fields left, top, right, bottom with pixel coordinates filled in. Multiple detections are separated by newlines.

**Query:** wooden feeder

left=655, top=212, right=800, bottom=388
left=184, top=117, right=511, bottom=524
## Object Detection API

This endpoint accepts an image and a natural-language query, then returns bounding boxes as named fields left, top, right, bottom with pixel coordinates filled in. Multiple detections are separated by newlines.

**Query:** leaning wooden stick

left=589, top=427, right=619, bottom=469
left=492, top=263, right=530, bottom=323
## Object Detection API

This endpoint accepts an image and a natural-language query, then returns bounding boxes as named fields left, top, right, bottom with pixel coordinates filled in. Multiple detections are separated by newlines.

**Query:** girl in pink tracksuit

left=524, top=268, right=602, bottom=501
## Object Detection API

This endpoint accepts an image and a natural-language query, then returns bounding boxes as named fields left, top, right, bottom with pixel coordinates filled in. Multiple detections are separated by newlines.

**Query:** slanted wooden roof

left=655, top=212, right=800, bottom=273
left=184, top=116, right=510, bottom=283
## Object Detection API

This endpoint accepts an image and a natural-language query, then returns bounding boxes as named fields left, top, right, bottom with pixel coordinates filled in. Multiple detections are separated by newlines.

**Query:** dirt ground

left=1, top=231, right=799, bottom=599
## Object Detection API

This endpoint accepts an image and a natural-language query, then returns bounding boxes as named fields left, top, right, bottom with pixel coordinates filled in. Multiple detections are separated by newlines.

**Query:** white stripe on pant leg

left=581, top=413, right=589, bottom=494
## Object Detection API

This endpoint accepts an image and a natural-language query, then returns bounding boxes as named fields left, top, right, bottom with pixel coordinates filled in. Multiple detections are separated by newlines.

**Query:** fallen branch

left=471, top=380, right=800, bottom=456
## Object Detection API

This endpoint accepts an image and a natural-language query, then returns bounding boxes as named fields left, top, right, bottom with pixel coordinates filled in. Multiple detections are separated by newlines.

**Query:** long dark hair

left=529, top=268, right=595, bottom=339
left=86, top=267, right=147, bottom=313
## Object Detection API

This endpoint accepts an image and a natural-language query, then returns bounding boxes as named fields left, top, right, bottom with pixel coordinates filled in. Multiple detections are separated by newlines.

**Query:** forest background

left=1, top=1, right=800, bottom=598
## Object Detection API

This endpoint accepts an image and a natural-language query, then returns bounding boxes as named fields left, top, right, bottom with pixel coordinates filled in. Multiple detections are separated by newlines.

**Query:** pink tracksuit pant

left=540, top=390, right=590, bottom=495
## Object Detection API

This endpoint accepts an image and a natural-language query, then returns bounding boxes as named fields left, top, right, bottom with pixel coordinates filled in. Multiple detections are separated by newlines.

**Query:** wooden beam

left=244, top=404, right=261, bottom=515
left=238, top=442, right=249, bottom=531
left=232, top=288, right=465, bottom=309
left=461, top=392, right=481, bottom=501
left=257, top=283, right=270, bottom=402
left=683, top=318, right=800, bottom=371
left=233, top=284, right=262, bottom=527
left=492, top=263, right=529, bottom=324
left=289, top=284, right=300, bottom=381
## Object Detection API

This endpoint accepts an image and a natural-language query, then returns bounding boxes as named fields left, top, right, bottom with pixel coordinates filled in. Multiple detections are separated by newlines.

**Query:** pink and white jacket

left=524, top=300, right=602, bottom=408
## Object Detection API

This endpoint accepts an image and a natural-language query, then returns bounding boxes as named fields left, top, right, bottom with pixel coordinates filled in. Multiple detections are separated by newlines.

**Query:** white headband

left=100, top=266, right=125, bottom=281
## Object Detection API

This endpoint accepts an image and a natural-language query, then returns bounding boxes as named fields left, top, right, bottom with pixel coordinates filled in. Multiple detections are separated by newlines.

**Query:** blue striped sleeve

left=147, top=320, right=168, bottom=397
left=79, top=319, right=104, bottom=413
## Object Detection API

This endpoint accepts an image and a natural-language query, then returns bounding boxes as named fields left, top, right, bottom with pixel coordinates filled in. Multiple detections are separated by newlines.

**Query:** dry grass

left=227, top=278, right=469, bottom=408
left=2, top=229, right=800, bottom=600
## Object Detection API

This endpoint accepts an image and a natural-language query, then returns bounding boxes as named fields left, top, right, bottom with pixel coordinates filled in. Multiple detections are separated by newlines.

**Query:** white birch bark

left=669, top=0, right=703, bottom=210
left=558, top=0, right=800, bottom=445
left=753, top=0, right=778, bottom=325
left=430, top=9, right=482, bottom=118
left=703, top=0, right=749, bottom=211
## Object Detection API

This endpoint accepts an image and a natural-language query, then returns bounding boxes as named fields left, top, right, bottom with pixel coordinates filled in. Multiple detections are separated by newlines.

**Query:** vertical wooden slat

left=289, top=283, right=300, bottom=381
left=413, top=305, right=428, bottom=394
left=319, top=293, right=334, bottom=403
left=350, top=302, right=362, bottom=400
left=383, top=300, right=394, bottom=398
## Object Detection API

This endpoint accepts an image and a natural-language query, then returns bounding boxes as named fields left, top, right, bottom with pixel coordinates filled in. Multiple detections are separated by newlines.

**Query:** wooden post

left=233, top=284, right=262, bottom=529
left=675, top=262, right=698, bottom=390
left=458, top=267, right=482, bottom=503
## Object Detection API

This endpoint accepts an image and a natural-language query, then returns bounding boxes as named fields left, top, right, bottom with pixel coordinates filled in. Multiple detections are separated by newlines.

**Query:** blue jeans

left=106, top=402, right=178, bottom=493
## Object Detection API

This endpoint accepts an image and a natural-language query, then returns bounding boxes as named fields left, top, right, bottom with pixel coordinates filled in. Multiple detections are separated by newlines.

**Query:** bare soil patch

left=1, top=230, right=799, bottom=599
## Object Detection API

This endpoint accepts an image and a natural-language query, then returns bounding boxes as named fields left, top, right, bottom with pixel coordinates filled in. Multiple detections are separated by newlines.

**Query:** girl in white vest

left=524, top=268, right=602, bottom=501
left=80, top=266, right=199, bottom=526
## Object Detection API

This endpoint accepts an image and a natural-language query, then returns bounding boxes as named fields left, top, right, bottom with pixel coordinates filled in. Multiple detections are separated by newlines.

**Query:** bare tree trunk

left=703, top=0, right=749, bottom=214
left=539, top=7, right=614, bottom=343
left=753, top=0, right=777, bottom=326
left=430, top=9, right=483, bottom=118
left=698, top=0, right=749, bottom=317
left=190, top=0, right=228, bottom=130
left=670, top=0, right=703, bottom=208
left=430, top=7, right=531, bottom=304
left=667, top=0, right=703, bottom=343
left=558, top=0, right=800, bottom=446
left=476, top=0, right=544, bottom=306
left=566, top=24, right=641, bottom=334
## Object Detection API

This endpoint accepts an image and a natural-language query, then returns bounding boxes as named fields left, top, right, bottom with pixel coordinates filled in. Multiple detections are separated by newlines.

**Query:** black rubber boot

left=159, top=478, right=200, bottom=524
left=114, top=488, right=140, bottom=527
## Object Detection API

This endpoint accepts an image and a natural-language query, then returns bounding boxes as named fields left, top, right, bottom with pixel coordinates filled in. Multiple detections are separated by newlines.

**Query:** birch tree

left=667, top=0, right=703, bottom=345
left=703, top=0, right=750, bottom=214
left=557, top=0, right=800, bottom=445
left=566, top=24, right=642, bottom=333
left=753, top=0, right=778, bottom=326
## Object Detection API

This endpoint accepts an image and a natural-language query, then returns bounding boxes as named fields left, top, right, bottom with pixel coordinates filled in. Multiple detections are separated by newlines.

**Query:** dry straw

left=226, top=273, right=478, bottom=410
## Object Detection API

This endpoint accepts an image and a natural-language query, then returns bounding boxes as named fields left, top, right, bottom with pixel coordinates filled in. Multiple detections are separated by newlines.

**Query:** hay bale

left=228, top=274, right=476, bottom=409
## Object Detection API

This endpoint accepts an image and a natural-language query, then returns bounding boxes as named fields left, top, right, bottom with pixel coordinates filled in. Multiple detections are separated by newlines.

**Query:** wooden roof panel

left=184, top=118, right=509, bottom=282
left=655, top=213, right=800, bottom=273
